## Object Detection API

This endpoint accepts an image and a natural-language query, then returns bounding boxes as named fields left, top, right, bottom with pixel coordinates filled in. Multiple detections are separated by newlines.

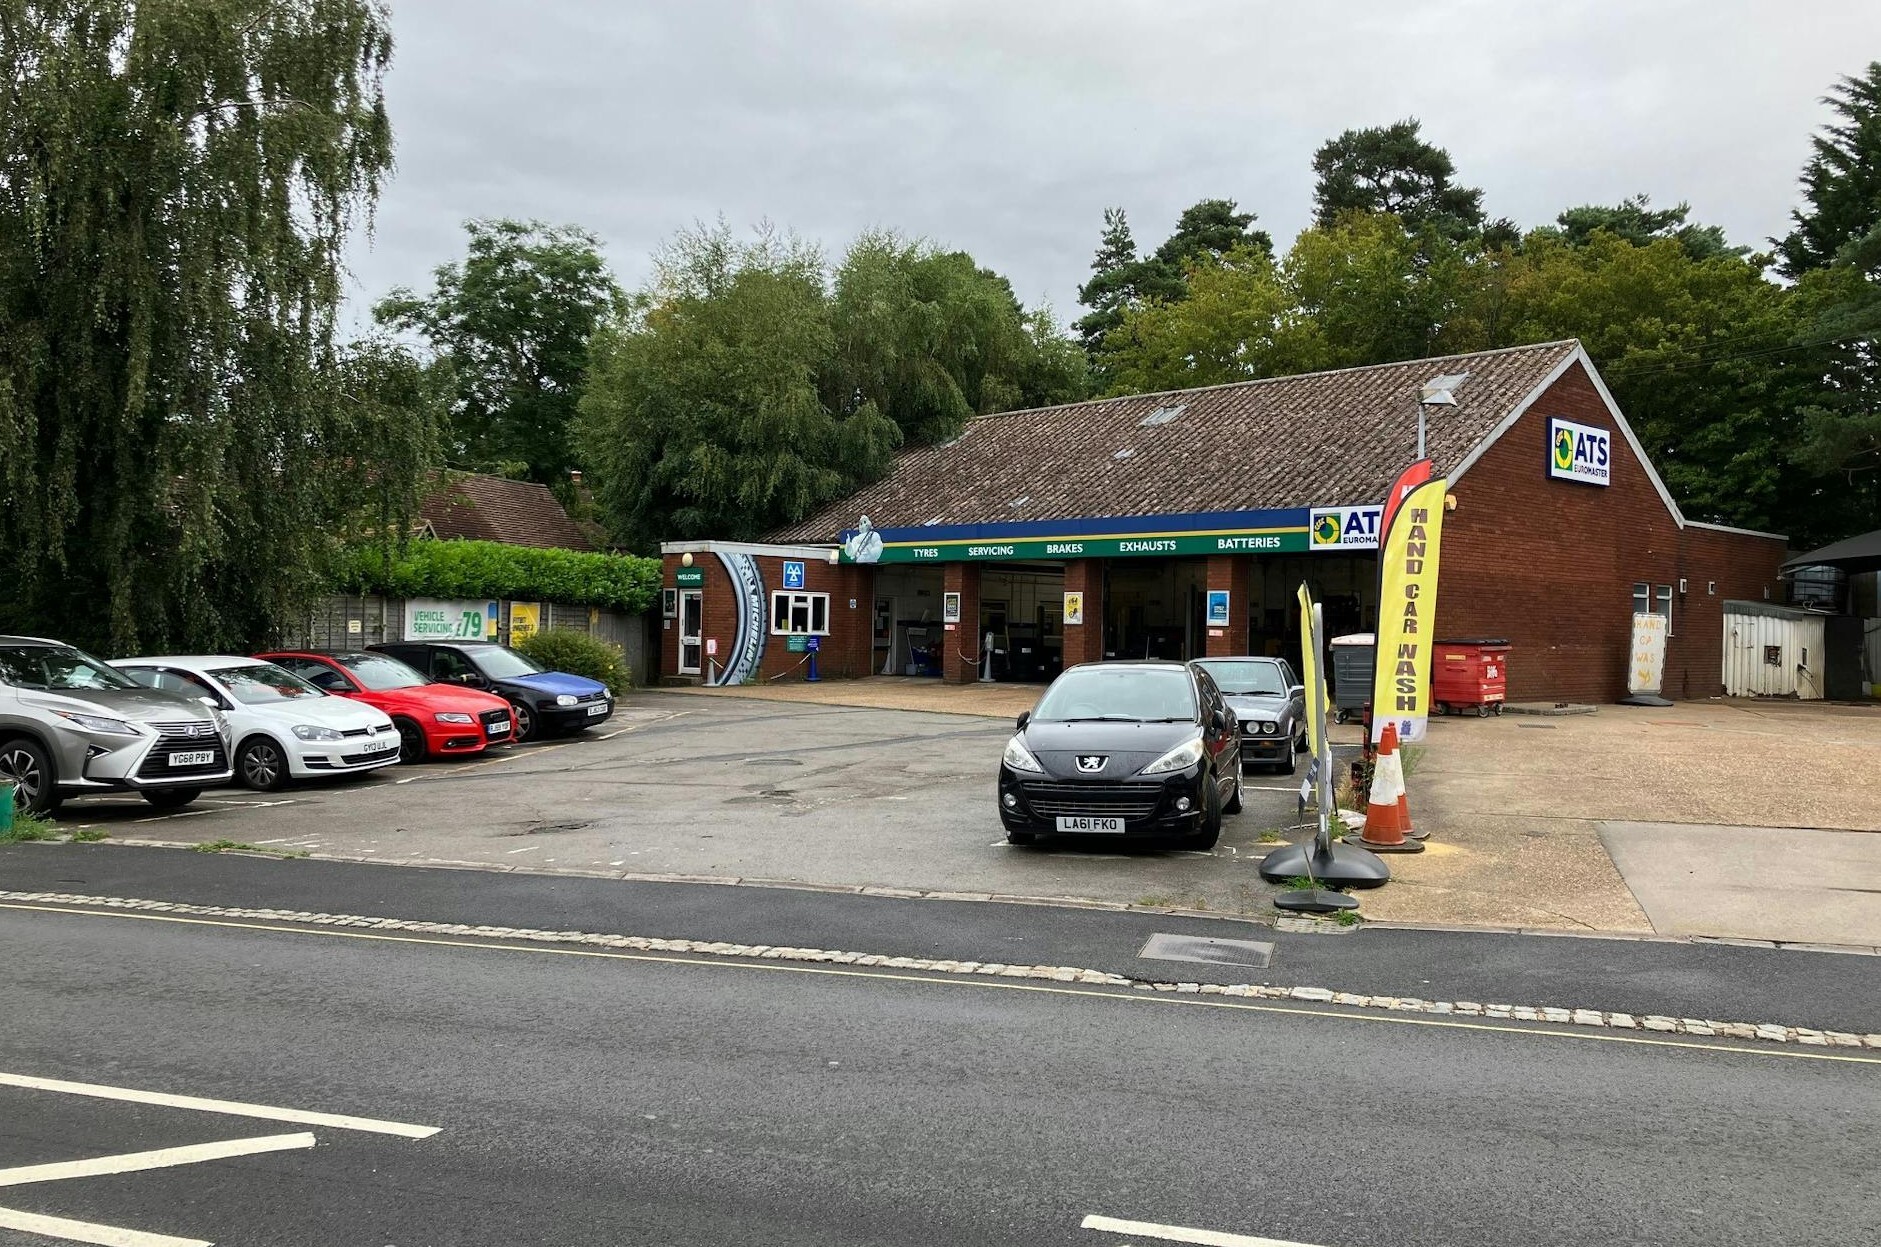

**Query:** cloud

left=344, top=0, right=1880, bottom=324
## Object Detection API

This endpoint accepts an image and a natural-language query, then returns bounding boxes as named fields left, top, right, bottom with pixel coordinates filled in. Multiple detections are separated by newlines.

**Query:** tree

left=1153, top=198, right=1272, bottom=268
left=1312, top=119, right=1486, bottom=240
left=1077, top=198, right=1271, bottom=366
left=375, top=219, right=619, bottom=485
left=575, top=224, right=899, bottom=548
left=1074, top=207, right=1140, bottom=351
left=1543, top=195, right=1741, bottom=259
left=0, top=0, right=433, bottom=653
left=1778, top=62, right=1881, bottom=278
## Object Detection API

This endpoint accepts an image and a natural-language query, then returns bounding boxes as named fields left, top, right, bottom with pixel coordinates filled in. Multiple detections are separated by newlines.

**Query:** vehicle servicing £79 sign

left=405, top=598, right=496, bottom=641
left=1548, top=417, right=1611, bottom=486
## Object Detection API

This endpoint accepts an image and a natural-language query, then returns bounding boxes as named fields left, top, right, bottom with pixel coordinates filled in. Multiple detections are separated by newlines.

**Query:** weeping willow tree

left=0, top=0, right=437, bottom=654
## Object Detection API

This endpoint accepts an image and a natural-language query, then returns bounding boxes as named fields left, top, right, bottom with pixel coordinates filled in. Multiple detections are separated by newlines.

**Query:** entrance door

left=678, top=590, right=703, bottom=675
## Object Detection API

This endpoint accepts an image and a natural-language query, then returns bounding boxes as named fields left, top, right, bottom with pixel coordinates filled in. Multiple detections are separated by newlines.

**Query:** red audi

left=254, top=651, right=515, bottom=763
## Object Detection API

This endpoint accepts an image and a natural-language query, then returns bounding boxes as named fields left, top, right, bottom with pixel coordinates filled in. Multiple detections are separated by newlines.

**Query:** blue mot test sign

left=1548, top=417, right=1612, bottom=486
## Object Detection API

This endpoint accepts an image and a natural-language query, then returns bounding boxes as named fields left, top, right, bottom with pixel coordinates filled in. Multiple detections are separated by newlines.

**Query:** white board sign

left=404, top=598, right=496, bottom=641
left=1627, top=612, right=1667, bottom=696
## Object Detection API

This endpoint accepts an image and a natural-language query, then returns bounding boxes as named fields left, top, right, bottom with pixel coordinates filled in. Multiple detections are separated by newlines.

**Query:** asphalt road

left=1, top=861, right=1877, bottom=1247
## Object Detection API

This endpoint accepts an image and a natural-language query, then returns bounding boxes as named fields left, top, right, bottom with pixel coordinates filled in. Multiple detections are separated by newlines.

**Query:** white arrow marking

left=0, top=1204, right=213, bottom=1246
left=1082, top=1213, right=1341, bottom=1247
left=0, top=1132, right=315, bottom=1188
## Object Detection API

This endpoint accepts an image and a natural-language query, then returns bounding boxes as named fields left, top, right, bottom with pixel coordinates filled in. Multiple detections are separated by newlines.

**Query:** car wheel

left=1223, top=768, right=1244, bottom=815
left=393, top=718, right=427, bottom=764
left=237, top=737, right=289, bottom=792
left=1189, top=775, right=1222, bottom=849
left=141, top=787, right=201, bottom=810
left=1274, top=749, right=1298, bottom=776
left=510, top=700, right=536, bottom=743
left=0, top=738, right=59, bottom=816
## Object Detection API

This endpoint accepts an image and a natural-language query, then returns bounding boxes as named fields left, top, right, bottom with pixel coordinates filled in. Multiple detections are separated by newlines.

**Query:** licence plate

left=170, top=750, right=215, bottom=767
left=486, top=719, right=510, bottom=736
left=586, top=702, right=610, bottom=717
left=369, top=740, right=399, bottom=754
left=1055, top=816, right=1124, bottom=834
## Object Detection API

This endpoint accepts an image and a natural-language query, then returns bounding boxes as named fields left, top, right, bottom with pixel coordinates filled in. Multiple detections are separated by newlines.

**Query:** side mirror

left=1289, top=685, right=1305, bottom=699
left=1015, top=711, right=1031, bottom=732
left=197, top=695, right=220, bottom=710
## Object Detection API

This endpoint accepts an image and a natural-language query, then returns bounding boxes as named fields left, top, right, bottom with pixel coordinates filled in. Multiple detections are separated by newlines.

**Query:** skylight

left=1113, top=448, right=1135, bottom=460
left=1139, top=403, right=1186, bottom=427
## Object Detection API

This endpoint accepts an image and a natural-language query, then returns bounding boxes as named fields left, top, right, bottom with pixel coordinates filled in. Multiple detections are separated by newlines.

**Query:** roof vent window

left=1139, top=403, right=1186, bottom=427
left=1009, top=495, right=1030, bottom=509
left=1113, top=448, right=1135, bottom=460
left=924, top=515, right=945, bottom=526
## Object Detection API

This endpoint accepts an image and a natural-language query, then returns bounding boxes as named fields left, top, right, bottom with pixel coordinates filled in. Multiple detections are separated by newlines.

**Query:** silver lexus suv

left=0, top=636, right=232, bottom=815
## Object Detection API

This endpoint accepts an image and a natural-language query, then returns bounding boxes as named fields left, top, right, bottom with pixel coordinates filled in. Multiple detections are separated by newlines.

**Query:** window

left=1656, top=584, right=1674, bottom=636
left=1631, top=582, right=1650, bottom=615
left=770, top=591, right=830, bottom=636
left=1632, top=582, right=1673, bottom=635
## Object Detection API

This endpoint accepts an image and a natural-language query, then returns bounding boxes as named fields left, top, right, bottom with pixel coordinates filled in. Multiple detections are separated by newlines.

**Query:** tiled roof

left=420, top=472, right=595, bottom=551
left=772, top=340, right=1582, bottom=541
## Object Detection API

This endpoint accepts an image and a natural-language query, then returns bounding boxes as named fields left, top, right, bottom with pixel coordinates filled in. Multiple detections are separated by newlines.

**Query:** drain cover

left=1138, top=933, right=1275, bottom=970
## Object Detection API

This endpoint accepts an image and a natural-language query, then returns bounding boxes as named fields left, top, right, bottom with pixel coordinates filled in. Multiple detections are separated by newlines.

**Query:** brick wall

left=1062, top=560, right=1105, bottom=667
left=1203, top=555, right=1252, bottom=657
left=942, top=564, right=982, bottom=683
left=658, top=551, right=872, bottom=683
left=1439, top=362, right=1786, bottom=703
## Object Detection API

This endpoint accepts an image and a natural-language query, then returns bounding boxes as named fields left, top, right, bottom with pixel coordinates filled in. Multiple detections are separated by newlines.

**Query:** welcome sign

left=1548, top=417, right=1612, bottom=486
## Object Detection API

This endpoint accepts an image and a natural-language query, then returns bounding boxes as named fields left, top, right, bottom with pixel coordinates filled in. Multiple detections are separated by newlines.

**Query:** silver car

left=1190, top=656, right=1308, bottom=774
left=0, top=635, right=232, bottom=815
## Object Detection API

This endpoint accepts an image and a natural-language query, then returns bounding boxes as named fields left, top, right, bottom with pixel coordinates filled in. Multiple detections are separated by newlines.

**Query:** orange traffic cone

left=1349, top=722, right=1424, bottom=853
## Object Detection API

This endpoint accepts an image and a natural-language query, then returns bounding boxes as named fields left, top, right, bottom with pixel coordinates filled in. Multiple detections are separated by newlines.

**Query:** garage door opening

left=1104, top=559, right=1208, bottom=662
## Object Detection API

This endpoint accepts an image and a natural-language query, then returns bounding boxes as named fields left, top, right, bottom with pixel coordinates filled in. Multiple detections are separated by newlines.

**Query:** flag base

left=1258, top=841, right=1391, bottom=888
left=1273, top=889, right=1359, bottom=914
left=1344, top=833, right=1426, bottom=854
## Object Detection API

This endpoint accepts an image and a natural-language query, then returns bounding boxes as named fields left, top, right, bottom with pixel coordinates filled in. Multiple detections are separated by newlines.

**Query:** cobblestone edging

left=5, top=890, right=1878, bottom=1052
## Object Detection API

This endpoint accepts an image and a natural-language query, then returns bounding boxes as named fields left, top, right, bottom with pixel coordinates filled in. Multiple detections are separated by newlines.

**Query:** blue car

left=369, top=641, right=613, bottom=742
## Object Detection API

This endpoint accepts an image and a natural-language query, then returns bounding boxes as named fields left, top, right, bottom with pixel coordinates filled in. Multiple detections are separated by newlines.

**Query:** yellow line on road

left=2, top=902, right=1876, bottom=1067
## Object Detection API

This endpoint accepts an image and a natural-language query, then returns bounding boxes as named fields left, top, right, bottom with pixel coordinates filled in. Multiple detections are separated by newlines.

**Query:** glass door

left=679, top=590, right=703, bottom=674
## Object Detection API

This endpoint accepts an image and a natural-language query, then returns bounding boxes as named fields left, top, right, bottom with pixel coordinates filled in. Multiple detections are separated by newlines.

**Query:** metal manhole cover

left=1138, top=933, right=1275, bottom=970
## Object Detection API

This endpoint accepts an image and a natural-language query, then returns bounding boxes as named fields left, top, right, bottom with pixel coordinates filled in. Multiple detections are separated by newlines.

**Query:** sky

left=343, top=0, right=1881, bottom=325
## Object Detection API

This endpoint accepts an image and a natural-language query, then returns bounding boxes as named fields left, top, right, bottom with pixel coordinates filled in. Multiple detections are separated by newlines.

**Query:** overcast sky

left=344, top=0, right=1881, bottom=324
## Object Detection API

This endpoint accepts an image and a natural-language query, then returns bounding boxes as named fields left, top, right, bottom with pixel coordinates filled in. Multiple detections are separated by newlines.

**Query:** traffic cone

left=1348, top=722, right=1424, bottom=853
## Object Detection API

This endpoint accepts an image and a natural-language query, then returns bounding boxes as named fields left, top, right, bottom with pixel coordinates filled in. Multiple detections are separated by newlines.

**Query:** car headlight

left=434, top=712, right=474, bottom=724
left=1001, top=736, right=1044, bottom=773
left=1141, top=736, right=1206, bottom=774
left=291, top=724, right=344, bottom=742
left=52, top=710, right=142, bottom=737
left=1261, top=721, right=1280, bottom=735
left=555, top=694, right=578, bottom=707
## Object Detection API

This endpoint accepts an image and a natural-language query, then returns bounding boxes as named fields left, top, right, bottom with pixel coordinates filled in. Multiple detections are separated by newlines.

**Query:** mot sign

left=1548, top=417, right=1612, bottom=486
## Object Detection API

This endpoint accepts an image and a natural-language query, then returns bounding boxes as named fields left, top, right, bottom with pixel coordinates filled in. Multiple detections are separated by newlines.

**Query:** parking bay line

left=0, top=1133, right=315, bottom=1189
left=1082, top=1213, right=1331, bottom=1246
left=0, top=1205, right=211, bottom=1247
left=0, top=1072, right=440, bottom=1139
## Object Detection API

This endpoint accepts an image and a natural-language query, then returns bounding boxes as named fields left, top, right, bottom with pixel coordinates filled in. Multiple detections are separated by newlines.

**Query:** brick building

left=658, top=340, right=1787, bottom=702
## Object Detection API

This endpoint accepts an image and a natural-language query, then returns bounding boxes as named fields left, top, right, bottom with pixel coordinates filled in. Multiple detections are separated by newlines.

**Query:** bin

left=1432, top=638, right=1511, bottom=716
left=1329, top=632, right=1376, bottom=723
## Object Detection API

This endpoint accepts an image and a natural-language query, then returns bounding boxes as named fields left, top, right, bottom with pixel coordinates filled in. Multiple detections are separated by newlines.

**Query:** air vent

left=1139, top=403, right=1186, bottom=427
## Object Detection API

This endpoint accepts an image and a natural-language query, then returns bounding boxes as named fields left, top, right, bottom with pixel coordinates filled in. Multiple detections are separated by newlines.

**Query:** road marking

left=0, top=1133, right=315, bottom=1188
left=0, top=1205, right=210, bottom=1247
left=0, top=1071, right=440, bottom=1138
left=1083, top=1213, right=1328, bottom=1246
left=2, top=901, right=1875, bottom=1066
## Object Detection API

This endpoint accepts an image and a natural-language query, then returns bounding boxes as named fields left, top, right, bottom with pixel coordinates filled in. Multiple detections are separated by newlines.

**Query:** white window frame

left=770, top=591, right=830, bottom=636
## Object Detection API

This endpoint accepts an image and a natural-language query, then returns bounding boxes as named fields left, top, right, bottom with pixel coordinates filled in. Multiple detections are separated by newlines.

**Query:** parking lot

left=42, top=693, right=1318, bottom=916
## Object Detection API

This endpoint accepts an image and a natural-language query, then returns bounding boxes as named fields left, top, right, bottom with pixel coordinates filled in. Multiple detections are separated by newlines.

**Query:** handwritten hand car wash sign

left=1372, top=477, right=1448, bottom=744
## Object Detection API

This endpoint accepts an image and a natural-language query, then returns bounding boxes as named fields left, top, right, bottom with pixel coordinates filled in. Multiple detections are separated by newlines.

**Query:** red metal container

left=1431, top=638, right=1510, bottom=716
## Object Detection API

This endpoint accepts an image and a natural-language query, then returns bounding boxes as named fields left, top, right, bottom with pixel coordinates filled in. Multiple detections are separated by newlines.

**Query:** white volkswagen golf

left=116, top=656, right=402, bottom=791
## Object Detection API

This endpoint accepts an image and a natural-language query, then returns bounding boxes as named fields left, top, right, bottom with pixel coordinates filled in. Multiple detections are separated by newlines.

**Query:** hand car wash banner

left=1371, top=476, right=1448, bottom=744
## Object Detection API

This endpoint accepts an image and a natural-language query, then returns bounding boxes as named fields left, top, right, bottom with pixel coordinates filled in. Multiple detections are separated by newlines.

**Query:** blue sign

left=1206, top=590, right=1231, bottom=628
left=805, top=636, right=821, bottom=652
left=782, top=560, right=806, bottom=589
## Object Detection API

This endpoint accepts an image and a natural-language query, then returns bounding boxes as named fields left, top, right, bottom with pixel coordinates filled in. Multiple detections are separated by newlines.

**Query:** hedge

left=518, top=629, right=631, bottom=694
left=338, top=540, right=662, bottom=614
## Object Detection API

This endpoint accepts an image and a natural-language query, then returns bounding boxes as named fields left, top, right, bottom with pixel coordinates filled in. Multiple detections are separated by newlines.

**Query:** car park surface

left=114, top=656, right=402, bottom=790
left=255, top=650, right=515, bottom=762
left=0, top=635, right=230, bottom=813
left=368, top=640, right=613, bottom=741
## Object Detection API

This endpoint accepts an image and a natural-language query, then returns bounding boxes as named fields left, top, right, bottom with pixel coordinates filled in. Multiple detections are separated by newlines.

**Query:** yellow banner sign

left=1372, top=477, right=1448, bottom=743
left=1297, top=582, right=1325, bottom=760
left=508, top=602, right=542, bottom=644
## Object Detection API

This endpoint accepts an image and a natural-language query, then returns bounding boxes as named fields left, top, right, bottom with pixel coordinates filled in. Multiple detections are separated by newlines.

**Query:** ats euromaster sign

left=1548, top=417, right=1612, bottom=486
left=839, top=508, right=1310, bottom=564
left=1309, top=505, right=1381, bottom=551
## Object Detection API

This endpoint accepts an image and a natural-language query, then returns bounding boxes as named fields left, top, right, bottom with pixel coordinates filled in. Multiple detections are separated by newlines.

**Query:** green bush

left=338, top=540, right=661, bottom=614
left=518, top=629, right=631, bottom=694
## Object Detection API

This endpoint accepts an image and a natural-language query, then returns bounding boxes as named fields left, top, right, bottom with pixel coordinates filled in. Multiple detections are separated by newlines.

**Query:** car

left=0, top=635, right=232, bottom=815
left=253, top=650, right=514, bottom=764
left=114, top=656, right=403, bottom=791
left=996, top=660, right=1242, bottom=850
left=1190, top=656, right=1307, bottom=774
left=367, top=641, right=613, bottom=742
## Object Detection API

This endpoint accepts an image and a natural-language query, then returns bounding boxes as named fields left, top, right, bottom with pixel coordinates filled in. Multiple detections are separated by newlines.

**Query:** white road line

left=0, top=1133, right=315, bottom=1188
left=1082, top=1213, right=1334, bottom=1246
left=0, top=1205, right=211, bottom=1247
left=0, top=1072, right=439, bottom=1139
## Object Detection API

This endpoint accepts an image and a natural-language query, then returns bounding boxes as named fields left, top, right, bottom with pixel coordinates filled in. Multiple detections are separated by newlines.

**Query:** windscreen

left=468, top=646, right=545, bottom=679
left=0, top=645, right=140, bottom=691
left=207, top=664, right=328, bottom=706
left=1032, top=666, right=1197, bottom=723
left=334, top=653, right=430, bottom=691
left=1193, top=660, right=1287, bottom=697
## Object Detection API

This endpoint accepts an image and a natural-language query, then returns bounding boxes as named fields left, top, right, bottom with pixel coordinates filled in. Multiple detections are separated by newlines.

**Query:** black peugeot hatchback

left=997, top=660, right=1243, bottom=850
